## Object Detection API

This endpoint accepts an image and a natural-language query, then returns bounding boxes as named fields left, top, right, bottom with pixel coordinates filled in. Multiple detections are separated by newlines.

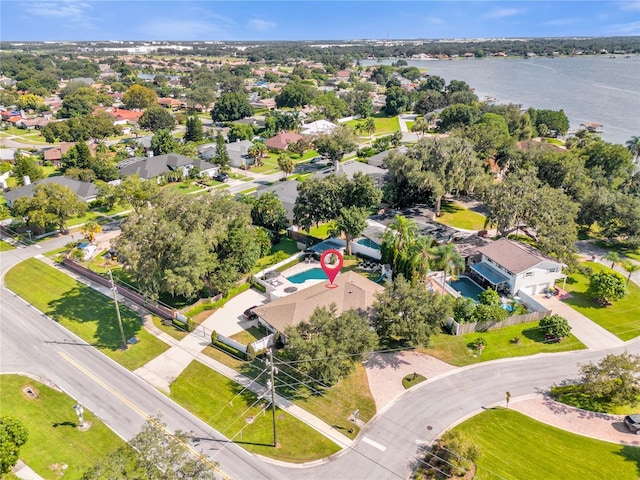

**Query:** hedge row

left=210, top=331, right=247, bottom=360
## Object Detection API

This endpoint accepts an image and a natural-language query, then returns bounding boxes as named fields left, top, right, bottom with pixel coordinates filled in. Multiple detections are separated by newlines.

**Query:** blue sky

left=2, top=1, right=639, bottom=41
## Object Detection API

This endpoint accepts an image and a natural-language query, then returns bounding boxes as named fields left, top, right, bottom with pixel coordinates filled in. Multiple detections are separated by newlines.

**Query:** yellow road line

left=58, top=351, right=232, bottom=479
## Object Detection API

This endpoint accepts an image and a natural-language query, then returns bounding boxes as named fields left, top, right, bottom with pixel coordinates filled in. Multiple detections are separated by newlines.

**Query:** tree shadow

left=52, top=421, right=77, bottom=428
left=46, top=284, right=144, bottom=352
left=522, top=327, right=546, bottom=342
left=364, top=350, right=411, bottom=370
left=615, top=445, right=640, bottom=477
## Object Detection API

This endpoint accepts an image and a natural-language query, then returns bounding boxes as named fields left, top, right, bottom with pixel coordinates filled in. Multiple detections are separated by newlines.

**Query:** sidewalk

left=536, top=294, right=624, bottom=350
left=511, top=395, right=639, bottom=446
left=34, top=255, right=354, bottom=448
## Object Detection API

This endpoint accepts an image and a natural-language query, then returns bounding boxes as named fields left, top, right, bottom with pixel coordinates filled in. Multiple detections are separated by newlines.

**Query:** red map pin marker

left=319, top=249, right=343, bottom=289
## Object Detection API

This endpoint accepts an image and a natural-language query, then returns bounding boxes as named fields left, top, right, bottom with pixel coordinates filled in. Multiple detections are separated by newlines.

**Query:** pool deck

left=266, top=260, right=329, bottom=298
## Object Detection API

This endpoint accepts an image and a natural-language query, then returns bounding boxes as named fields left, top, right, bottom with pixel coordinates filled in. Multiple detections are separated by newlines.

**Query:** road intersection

left=1, top=234, right=638, bottom=479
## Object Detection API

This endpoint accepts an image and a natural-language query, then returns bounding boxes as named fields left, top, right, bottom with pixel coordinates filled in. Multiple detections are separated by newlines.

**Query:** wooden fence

left=450, top=311, right=548, bottom=335
left=62, top=258, right=175, bottom=321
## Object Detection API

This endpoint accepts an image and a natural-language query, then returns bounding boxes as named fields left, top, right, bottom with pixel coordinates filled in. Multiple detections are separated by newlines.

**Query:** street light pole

left=108, top=270, right=127, bottom=350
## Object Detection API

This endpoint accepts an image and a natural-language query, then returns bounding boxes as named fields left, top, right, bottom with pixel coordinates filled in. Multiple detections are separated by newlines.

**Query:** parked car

left=624, top=415, right=640, bottom=434
left=310, top=156, right=323, bottom=164
left=243, top=306, right=259, bottom=320
left=215, top=173, right=229, bottom=183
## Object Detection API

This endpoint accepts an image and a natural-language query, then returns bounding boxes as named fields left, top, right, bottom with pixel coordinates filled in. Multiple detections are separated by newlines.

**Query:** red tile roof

left=264, top=132, right=303, bottom=150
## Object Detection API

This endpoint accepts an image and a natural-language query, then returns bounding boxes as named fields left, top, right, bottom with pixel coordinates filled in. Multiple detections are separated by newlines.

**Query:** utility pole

left=108, top=270, right=127, bottom=350
left=268, top=347, right=278, bottom=447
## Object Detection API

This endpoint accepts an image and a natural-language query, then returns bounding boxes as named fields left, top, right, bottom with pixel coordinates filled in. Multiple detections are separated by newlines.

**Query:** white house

left=469, top=238, right=564, bottom=296
left=299, top=120, right=338, bottom=136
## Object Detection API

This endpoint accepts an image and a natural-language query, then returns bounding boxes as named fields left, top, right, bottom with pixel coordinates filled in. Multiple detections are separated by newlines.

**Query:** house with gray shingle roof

left=470, top=238, right=565, bottom=296
left=4, top=177, right=98, bottom=208
left=117, top=153, right=218, bottom=180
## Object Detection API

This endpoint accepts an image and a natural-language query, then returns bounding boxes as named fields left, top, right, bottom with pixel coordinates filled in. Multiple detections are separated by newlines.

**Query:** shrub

left=210, top=330, right=247, bottom=360
left=185, top=282, right=251, bottom=318
left=539, top=314, right=571, bottom=339
left=478, top=288, right=500, bottom=306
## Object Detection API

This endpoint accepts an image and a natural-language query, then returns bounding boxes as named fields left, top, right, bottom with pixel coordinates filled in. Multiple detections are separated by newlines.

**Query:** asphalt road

left=2, top=235, right=638, bottom=480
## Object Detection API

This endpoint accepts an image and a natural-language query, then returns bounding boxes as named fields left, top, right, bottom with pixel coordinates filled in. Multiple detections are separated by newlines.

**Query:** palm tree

left=621, top=260, right=640, bottom=286
left=364, top=117, right=376, bottom=145
left=407, top=235, right=435, bottom=284
left=248, top=143, right=267, bottom=167
left=411, top=117, right=428, bottom=140
left=626, top=136, right=640, bottom=163
left=603, top=251, right=620, bottom=269
left=277, top=153, right=295, bottom=180
left=381, top=214, right=418, bottom=268
left=433, top=243, right=465, bottom=297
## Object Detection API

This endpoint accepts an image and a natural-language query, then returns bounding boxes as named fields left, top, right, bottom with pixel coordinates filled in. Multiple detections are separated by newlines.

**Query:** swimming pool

left=286, top=268, right=327, bottom=284
left=357, top=238, right=381, bottom=250
left=448, top=276, right=485, bottom=302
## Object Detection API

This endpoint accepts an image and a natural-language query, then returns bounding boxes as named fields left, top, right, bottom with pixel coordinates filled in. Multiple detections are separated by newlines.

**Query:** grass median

left=0, top=374, right=124, bottom=479
left=451, top=408, right=640, bottom=480
left=169, top=360, right=340, bottom=462
left=5, top=258, right=169, bottom=370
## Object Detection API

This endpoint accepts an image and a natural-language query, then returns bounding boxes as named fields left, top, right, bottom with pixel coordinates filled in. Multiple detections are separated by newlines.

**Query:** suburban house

left=157, top=97, right=183, bottom=110
left=4, top=176, right=98, bottom=208
left=468, top=238, right=565, bottom=296
left=106, top=108, right=144, bottom=126
left=580, top=122, right=604, bottom=133
left=15, top=117, right=50, bottom=130
left=251, top=271, right=383, bottom=341
left=264, top=132, right=302, bottom=151
left=117, top=153, right=218, bottom=180
left=253, top=180, right=300, bottom=222
left=199, top=139, right=254, bottom=168
left=334, top=160, right=387, bottom=188
left=250, top=98, right=276, bottom=110
left=44, top=142, right=98, bottom=168
left=299, top=120, right=338, bottom=136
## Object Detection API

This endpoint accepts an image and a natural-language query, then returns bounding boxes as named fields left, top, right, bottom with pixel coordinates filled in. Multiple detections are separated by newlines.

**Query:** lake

left=362, top=56, right=640, bottom=145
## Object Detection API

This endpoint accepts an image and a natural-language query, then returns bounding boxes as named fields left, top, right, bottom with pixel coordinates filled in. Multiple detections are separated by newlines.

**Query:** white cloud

left=248, top=18, right=276, bottom=32
left=617, top=1, right=640, bottom=12
left=607, top=20, right=640, bottom=35
left=21, top=0, right=91, bottom=20
left=484, top=8, right=526, bottom=19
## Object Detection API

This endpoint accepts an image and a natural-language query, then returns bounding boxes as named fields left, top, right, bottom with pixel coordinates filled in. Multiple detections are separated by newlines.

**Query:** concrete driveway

left=201, top=287, right=268, bottom=336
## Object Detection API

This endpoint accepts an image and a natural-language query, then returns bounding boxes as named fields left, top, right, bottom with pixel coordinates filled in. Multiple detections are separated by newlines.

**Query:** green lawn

left=250, top=150, right=320, bottom=175
left=424, top=321, right=585, bottom=367
left=230, top=326, right=268, bottom=345
left=200, top=347, right=375, bottom=441
left=561, top=261, right=640, bottom=340
left=5, top=258, right=169, bottom=370
left=164, top=181, right=205, bottom=194
left=66, top=204, right=130, bottom=228
left=345, top=113, right=400, bottom=134
left=451, top=408, right=640, bottom=480
left=435, top=200, right=487, bottom=231
left=169, top=361, right=340, bottom=462
left=0, top=375, right=125, bottom=479
left=252, top=237, right=300, bottom=272
left=0, top=240, right=15, bottom=251
left=302, top=222, right=331, bottom=239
